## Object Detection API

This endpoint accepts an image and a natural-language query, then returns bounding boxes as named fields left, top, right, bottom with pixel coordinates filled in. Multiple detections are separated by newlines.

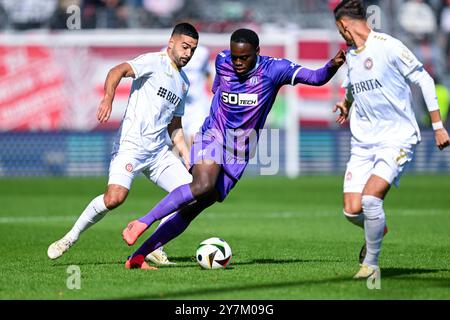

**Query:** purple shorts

left=190, top=133, right=247, bottom=202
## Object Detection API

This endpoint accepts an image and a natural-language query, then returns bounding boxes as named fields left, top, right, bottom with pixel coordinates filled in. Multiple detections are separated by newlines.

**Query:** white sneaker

left=47, top=237, right=75, bottom=260
left=145, top=248, right=175, bottom=265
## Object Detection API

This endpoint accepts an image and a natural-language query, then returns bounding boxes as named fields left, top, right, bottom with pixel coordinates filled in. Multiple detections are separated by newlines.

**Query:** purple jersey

left=192, top=50, right=337, bottom=184
left=202, top=50, right=301, bottom=137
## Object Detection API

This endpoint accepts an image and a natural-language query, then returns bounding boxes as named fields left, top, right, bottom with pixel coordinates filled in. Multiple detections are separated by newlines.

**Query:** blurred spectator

left=441, top=0, right=450, bottom=71
left=399, top=0, right=437, bottom=36
left=0, top=0, right=57, bottom=30
left=83, top=0, right=129, bottom=28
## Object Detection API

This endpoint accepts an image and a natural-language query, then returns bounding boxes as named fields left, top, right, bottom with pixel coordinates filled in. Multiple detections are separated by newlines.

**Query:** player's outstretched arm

left=97, top=62, right=135, bottom=123
left=295, top=50, right=346, bottom=86
left=168, top=117, right=191, bottom=169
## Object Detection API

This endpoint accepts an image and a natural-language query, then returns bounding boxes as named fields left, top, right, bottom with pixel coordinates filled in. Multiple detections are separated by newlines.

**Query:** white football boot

left=353, top=264, right=380, bottom=279
left=145, top=248, right=175, bottom=265
left=47, top=237, right=76, bottom=260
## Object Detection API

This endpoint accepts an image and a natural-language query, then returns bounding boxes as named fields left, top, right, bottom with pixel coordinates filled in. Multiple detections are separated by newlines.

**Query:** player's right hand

left=97, top=98, right=112, bottom=123
left=333, top=101, right=349, bottom=125
left=434, top=128, right=450, bottom=150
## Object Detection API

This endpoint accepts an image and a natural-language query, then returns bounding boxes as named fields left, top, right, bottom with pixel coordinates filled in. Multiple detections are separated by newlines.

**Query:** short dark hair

left=172, top=22, right=199, bottom=40
left=334, top=0, right=366, bottom=21
left=230, top=29, right=259, bottom=49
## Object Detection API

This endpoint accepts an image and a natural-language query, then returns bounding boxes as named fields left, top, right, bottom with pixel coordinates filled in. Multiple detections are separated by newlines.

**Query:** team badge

left=346, top=171, right=353, bottom=181
left=250, top=76, right=258, bottom=85
left=364, top=58, right=373, bottom=70
left=125, top=163, right=133, bottom=172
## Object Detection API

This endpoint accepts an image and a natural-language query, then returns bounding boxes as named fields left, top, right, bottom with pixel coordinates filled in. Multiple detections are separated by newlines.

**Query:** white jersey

left=113, top=51, right=190, bottom=156
left=343, top=31, right=423, bottom=147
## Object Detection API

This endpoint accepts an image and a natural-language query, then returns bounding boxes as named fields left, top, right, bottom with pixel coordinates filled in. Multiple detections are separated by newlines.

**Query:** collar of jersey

left=238, top=55, right=260, bottom=77
left=350, top=29, right=374, bottom=55
left=163, top=52, right=181, bottom=73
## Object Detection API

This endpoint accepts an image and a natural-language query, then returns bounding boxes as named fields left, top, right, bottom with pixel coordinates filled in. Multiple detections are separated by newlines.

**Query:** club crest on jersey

left=221, top=92, right=258, bottom=106
left=364, top=58, right=374, bottom=70
left=125, top=163, right=133, bottom=172
left=249, top=76, right=258, bottom=85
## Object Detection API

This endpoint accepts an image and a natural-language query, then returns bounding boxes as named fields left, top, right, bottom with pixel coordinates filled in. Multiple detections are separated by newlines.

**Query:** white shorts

left=343, top=143, right=416, bottom=193
left=108, top=145, right=192, bottom=192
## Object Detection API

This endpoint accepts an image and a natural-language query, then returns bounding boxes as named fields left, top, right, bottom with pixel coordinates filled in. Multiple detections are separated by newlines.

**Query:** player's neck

left=166, top=49, right=182, bottom=71
left=351, top=25, right=372, bottom=50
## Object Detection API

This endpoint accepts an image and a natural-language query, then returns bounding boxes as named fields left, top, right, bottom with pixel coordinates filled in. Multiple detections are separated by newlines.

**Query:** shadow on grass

left=381, top=267, right=450, bottom=278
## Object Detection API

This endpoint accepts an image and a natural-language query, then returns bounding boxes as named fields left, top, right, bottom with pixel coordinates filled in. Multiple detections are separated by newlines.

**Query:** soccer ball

left=196, top=237, right=232, bottom=269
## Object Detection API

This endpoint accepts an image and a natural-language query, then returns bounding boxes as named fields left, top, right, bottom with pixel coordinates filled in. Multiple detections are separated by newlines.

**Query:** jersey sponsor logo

left=157, top=86, right=182, bottom=106
left=364, top=58, right=373, bottom=70
left=221, top=92, right=258, bottom=106
left=349, top=79, right=383, bottom=95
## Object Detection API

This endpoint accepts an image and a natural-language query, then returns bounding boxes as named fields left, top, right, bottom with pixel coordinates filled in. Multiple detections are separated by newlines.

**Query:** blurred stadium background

left=0, top=0, right=449, bottom=178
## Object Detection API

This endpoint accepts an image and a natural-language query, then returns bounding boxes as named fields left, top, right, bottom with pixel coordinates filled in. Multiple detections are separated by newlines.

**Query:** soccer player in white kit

left=332, top=0, right=450, bottom=279
left=47, top=23, right=199, bottom=268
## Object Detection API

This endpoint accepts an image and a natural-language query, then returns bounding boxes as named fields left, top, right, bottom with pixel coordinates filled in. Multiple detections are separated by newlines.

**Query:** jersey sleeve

left=390, top=40, right=423, bottom=78
left=127, top=53, right=158, bottom=79
left=269, top=58, right=302, bottom=87
left=174, top=99, right=186, bottom=117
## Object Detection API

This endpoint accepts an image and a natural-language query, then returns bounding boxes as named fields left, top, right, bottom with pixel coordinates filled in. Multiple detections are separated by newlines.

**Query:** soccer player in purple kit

left=122, top=28, right=346, bottom=269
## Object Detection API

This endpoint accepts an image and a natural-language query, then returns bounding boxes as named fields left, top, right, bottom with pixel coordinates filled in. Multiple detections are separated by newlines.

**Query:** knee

left=103, top=191, right=127, bottom=209
left=190, top=179, right=215, bottom=198
left=344, top=203, right=362, bottom=216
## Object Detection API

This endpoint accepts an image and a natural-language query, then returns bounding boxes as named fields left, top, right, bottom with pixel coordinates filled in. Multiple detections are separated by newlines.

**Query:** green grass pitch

left=1, top=175, right=449, bottom=300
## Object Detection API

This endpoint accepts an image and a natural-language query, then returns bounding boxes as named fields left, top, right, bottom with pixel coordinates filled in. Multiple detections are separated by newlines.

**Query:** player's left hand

left=434, top=128, right=450, bottom=150
left=333, top=101, right=350, bottom=124
left=332, top=49, right=346, bottom=68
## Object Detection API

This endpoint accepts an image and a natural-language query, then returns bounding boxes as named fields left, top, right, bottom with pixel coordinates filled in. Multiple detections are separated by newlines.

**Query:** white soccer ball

left=196, top=237, right=232, bottom=269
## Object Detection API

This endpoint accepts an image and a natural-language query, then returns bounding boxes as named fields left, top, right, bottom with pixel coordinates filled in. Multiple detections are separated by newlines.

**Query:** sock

left=138, top=184, right=194, bottom=227
left=152, top=212, right=177, bottom=251
left=132, top=212, right=191, bottom=258
left=66, top=195, right=108, bottom=242
left=343, top=210, right=365, bottom=229
left=362, top=195, right=386, bottom=267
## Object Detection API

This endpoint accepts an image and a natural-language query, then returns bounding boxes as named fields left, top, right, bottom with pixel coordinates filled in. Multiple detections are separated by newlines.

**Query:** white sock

left=343, top=210, right=365, bottom=228
left=362, top=195, right=386, bottom=267
left=66, top=195, right=109, bottom=242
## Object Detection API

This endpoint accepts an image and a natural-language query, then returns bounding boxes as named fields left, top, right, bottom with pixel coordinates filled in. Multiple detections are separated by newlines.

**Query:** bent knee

left=190, top=180, right=216, bottom=198
left=343, top=204, right=362, bottom=216
left=103, top=190, right=127, bottom=209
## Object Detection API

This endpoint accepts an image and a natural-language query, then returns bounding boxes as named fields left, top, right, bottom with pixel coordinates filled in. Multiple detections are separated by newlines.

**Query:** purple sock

left=138, top=184, right=194, bottom=227
left=132, top=212, right=190, bottom=258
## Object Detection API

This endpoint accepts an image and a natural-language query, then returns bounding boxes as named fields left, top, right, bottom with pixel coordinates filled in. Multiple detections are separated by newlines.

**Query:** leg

left=343, top=192, right=364, bottom=228
left=360, top=174, right=390, bottom=268
left=147, top=157, right=193, bottom=265
left=130, top=191, right=219, bottom=260
left=122, top=161, right=221, bottom=245
left=47, top=184, right=128, bottom=260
